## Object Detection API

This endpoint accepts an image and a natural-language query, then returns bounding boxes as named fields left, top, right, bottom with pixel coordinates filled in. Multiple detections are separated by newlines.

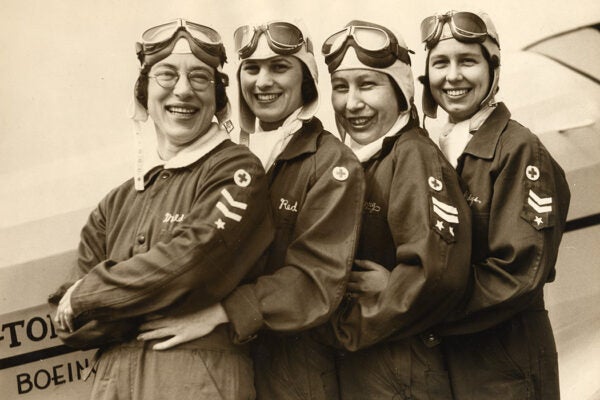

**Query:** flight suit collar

left=378, top=117, right=421, bottom=159
left=276, top=118, right=323, bottom=161
left=462, top=102, right=511, bottom=160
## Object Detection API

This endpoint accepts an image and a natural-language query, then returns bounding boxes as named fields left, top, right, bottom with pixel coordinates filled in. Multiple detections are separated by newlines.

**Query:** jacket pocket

left=425, top=371, right=453, bottom=400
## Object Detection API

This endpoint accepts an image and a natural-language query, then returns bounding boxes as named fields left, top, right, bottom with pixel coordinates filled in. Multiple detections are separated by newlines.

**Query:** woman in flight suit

left=137, top=20, right=365, bottom=400
left=322, top=20, right=472, bottom=399
left=51, top=19, right=273, bottom=399
left=419, top=10, right=571, bottom=399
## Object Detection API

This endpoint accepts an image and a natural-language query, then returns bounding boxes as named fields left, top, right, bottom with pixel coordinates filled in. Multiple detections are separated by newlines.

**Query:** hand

left=137, top=303, right=229, bottom=350
left=54, top=279, right=82, bottom=333
left=347, top=259, right=390, bottom=297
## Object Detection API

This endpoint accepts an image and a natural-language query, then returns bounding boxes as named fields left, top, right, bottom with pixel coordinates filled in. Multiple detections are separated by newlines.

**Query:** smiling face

left=331, top=69, right=400, bottom=145
left=239, top=56, right=304, bottom=130
left=428, top=38, right=491, bottom=123
left=147, top=53, right=216, bottom=158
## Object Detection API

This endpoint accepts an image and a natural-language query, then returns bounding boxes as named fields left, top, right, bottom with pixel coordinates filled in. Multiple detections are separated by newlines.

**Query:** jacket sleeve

left=49, top=200, right=109, bottom=303
left=69, top=149, right=273, bottom=323
left=48, top=194, right=141, bottom=348
left=333, top=139, right=472, bottom=351
left=441, top=130, right=570, bottom=335
left=223, top=143, right=365, bottom=343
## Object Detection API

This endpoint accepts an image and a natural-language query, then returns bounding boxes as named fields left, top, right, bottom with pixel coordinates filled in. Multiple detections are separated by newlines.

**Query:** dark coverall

left=439, top=103, right=571, bottom=400
left=332, top=121, right=472, bottom=400
left=49, top=137, right=273, bottom=400
left=224, top=118, right=365, bottom=400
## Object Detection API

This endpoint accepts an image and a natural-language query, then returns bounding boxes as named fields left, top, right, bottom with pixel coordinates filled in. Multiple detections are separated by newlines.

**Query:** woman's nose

left=346, top=88, right=365, bottom=112
left=172, top=73, right=194, bottom=97
left=256, top=68, right=274, bottom=88
left=446, top=63, right=463, bottom=82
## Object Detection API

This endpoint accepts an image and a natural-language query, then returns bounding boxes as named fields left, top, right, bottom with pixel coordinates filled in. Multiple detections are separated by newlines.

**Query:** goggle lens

left=234, top=22, right=305, bottom=57
left=268, top=22, right=304, bottom=48
left=421, top=12, right=488, bottom=46
left=420, top=16, right=439, bottom=43
left=353, top=27, right=389, bottom=51
left=322, top=26, right=389, bottom=56
left=233, top=25, right=253, bottom=52
left=451, top=12, right=487, bottom=38
left=185, top=21, right=222, bottom=44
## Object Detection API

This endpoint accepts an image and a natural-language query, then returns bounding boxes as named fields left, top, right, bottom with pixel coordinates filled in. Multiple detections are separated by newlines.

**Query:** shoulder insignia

left=525, top=165, right=540, bottom=181
left=521, top=188, right=555, bottom=230
left=527, top=189, right=552, bottom=213
left=332, top=166, right=349, bottom=181
left=431, top=195, right=458, bottom=243
left=234, top=169, right=251, bottom=187
left=428, top=176, right=443, bottom=192
left=214, top=218, right=226, bottom=229
left=214, top=188, right=248, bottom=225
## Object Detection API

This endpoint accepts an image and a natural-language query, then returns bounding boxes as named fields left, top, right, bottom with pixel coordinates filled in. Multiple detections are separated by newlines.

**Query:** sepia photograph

left=1, top=0, right=599, bottom=399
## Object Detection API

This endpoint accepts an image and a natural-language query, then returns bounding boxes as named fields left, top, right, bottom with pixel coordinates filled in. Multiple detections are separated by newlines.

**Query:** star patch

left=215, top=218, right=225, bottom=229
left=332, top=166, right=349, bottom=181
left=234, top=169, right=251, bottom=187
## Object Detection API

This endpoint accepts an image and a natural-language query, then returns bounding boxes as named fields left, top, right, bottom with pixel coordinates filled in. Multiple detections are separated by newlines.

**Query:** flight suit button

left=421, top=332, right=441, bottom=347
left=137, top=235, right=146, bottom=244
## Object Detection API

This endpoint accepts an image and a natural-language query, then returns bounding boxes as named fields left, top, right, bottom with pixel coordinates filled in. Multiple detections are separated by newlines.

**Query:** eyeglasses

left=420, top=11, right=488, bottom=48
left=137, top=19, right=226, bottom=68
left=148, top=70, right=215, bottom=91
left=322, top=25, right=412, bottom=72
left=234, top=22, right=306, bottom=59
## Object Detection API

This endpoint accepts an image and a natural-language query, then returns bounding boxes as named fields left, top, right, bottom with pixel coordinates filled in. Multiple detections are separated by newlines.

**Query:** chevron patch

left=431, top=196, right=458, bottom=243
left=527, top=190, right=552, bottom=213
left=215, top=188, right=247, bottom=223
left=432, top=196, right=459, bottom=224
left=521, top=187, right=555, bottom=230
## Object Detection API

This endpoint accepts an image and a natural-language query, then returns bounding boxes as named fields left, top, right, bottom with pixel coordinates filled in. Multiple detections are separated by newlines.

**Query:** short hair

left=300, top=63, right=318, bottom=105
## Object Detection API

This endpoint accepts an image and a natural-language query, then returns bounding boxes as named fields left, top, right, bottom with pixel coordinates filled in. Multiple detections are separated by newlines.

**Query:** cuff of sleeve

left=222, top=284, right=263, bottom=344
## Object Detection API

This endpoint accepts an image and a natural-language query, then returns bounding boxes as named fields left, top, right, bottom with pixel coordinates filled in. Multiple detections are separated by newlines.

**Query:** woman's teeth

left=445, top=89, right=469, bottom=97
left=256, top=93, right=280, bottom=102
left=167, top=106, right=196, bottom=115
left=349, top=116, right=373, bottom=127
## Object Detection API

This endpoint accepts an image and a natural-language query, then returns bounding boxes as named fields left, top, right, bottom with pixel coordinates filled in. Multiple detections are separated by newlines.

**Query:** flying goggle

left=136, top=18, right=227, bottom=68
left=234, top=21, right=310, bottom=59
left=322, top=25, right=413, bottom=73
left=420, top=11, right=493, bottom=49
